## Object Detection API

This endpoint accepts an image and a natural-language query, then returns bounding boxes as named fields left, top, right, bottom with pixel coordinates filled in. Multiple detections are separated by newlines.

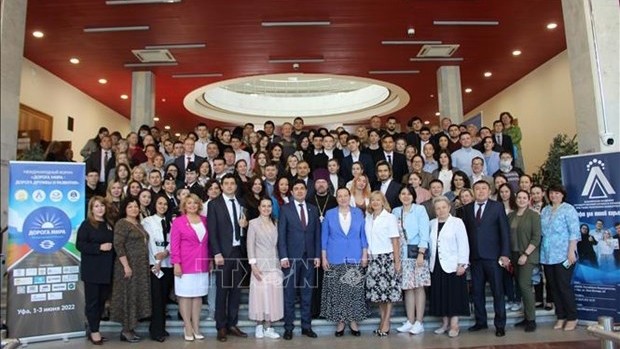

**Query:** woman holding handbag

left=392, top=186, right=431, bottom=335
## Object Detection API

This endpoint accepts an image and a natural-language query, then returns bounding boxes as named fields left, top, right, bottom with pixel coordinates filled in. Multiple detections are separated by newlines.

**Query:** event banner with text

left=561, top=152, right=620, bottom=322
left=7, top=161, right=86, bottom=338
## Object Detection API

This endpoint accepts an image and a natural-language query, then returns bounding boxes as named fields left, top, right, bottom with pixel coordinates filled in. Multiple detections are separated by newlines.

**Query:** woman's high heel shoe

left=193, top=330, right=205, bottom=340
left=349, top=325, right=361, bottom=337
left=553, top=320, right=566, bottom=330
left=120, top=332, right=141, bottom=343
left=183, top=329, right=195, bottom=341
left=88, top=334, right=103, bottom=345
left=563, top=320, right=577, bottom=331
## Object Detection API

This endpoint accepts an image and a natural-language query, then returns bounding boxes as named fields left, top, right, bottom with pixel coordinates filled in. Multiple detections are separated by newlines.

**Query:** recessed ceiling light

left=32, top=31, right=44, bottom=38
left=69, top=57, right=80, bottom=64
left=435, top=112, right=441, bottom=116
left=98, top=78, right=107, bottom=84
left=120, top=94, right=129, bottom=99
left=153, top=117, right=160, bottom=121
left=424, top=120, right=430, bottom=125
left=174, top=132, right=181, bottom=137
left=161, top=98, right=166, bottom=102
left=512, top=50, right=522, bottom=56
left=464, top=88, right=472, bottom=93
left=547, top=23, right=558, bottom=30
left=164, top=125, right=171, bottom=130
left=430, top=94, right=434, bottom=98
left=484, top=71, right=492, bottom=77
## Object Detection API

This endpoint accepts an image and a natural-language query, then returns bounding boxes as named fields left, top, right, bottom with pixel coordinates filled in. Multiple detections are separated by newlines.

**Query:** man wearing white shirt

left=194, top=123, right=210, bottom=158
left=230, top=135, right=251, bottom=170
left=470, top=156, right=494, bottom=190
left=451, top=133, right=485, bottom=177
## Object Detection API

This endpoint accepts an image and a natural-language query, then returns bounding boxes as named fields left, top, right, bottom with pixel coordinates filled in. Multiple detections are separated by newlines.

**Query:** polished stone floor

left=18, top=326, right=598, bottom=349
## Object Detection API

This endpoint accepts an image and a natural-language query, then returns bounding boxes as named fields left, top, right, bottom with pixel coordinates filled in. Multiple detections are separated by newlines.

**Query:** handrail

left=587, top=316, right=619, bottom=348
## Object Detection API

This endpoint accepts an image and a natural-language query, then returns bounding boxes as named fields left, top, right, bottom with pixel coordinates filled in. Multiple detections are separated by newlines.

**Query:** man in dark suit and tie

left=374, top=134, right=408, bottom=184
left=174, top=138, right=204, bottom=182
left=85, top=135, right=115, bottom=185
left=492, top=120, right=514, bottom=158
left=340, top=135, right=375, bottom=183
left=462, top=180, right=511, bottom=337
left=207, top=173, right=248, bottom=342
left=278, top=179, right=321, bottom=340
left=372, top=160, right=402, bottom=209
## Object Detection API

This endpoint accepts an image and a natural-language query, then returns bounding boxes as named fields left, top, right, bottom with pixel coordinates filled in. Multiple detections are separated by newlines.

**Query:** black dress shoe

left=349, top=325, right=361, bottom=337
left=524, top=321, right=537, bottom=332
left=495, top=327, right=506, bottom=337
left=514, top=319, right=527, bottom=327
left=163, top=330, right=170, bottom=337
left=217, top=328, right=228, bottom=342
left=468, top=324, right=488, bottom=332
left=151, top=336, right=166, bottom=342
left=101, top=336, right=109, bottom=342
left=283, top=330, right=293, bottom=340
left=228, top=326, right=248, bottom=337
left=302, top=328, right=318, bottom=338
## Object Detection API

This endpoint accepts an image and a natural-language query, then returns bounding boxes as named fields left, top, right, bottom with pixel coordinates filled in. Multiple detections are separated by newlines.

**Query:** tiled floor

left=18, top=326, right=598, bottom=349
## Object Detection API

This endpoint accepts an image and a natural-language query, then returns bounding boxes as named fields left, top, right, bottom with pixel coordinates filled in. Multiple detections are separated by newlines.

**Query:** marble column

left=1, top=0, right=28, bottom=231
left=436, top=66, right=464, bottom=124
left=130, top=71, right=156, bottom=131
left=562, top=0, right=619, bottom=153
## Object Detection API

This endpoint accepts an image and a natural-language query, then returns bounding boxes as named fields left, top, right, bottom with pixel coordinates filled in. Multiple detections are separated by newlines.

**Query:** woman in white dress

left=170, top=194, right=210, bottom=341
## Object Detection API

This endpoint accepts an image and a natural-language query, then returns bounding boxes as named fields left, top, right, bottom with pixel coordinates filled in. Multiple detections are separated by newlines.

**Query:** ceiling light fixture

left=124, top=62, right=178, bottom=67
left=84, top=25, right=149, bottom=33
left=407, top=27, right=415, bottom=36
left=484, top=71, right=492, bottom=77
left=464, top=88, right=472, bottom=93
left=547, top=23, right=558, bottom=29
left=145, top=43, right=206, bottom=49
left=512, top=50, right=522, bottom=56
left=153, top=117, right=160, bottom=121
left=433, top=20, right=499, bottom=26
left=32, top=31, right=44, bottom=38
left=268, top=57, right=324, bottom=63
left=120, top=94, right=129, bottom=99
left=174, top=133, right=181, bottom=137
left=410, top=57, right=464, bottom=62
left=261, top=21, right=331, bottom=27
left=98, top=78, right=107, bottom=84
left=172, top=73, right=223, bottom=78
left=164, top=125, right=171, bottom=130
left=435, top=112, right=441, bottom=116
left=69, top=57, right=80, bottom=64
left=368, top=70, right=420, bottom=75
left=424, top=121, right=431, bottom=125
left=382, top=40, right=442, bottom=45
left=161, top=98, right=166, bottom=102
left=106, top=0, right=181, bottom=5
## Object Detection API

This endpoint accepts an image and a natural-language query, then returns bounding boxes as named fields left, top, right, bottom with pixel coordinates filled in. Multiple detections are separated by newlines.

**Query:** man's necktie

left=231, top=199, right=241, bottom=241
left=476, top=203, right=483, bottom=223
left=299, top=203, right=307, bottom=229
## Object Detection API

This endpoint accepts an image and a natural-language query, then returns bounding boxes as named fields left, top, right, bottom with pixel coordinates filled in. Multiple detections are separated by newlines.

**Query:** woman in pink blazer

left=170, top=193, right=210, bottom=341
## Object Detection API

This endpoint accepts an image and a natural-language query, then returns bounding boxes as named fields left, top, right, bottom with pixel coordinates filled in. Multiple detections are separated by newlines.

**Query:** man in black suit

left=474, top=127, right=504, bottom=153
left=278, top=180, right=321, bottom=340
left=374, top=134, right=408, bottom=184
left=207, top=174, right=248, bottom=342
left=295, top=161, right=315, bottom=198
left=462, top=180, right=511, bottom=337
left=173, top=137, right=204, bottom=182
left=372, top=160, right=402, bottom=209
left=183, top=162, right=204, bottom=199
left=492, top=120, right=514, bottom=158
left=85, top=135, right=115, bottom=185
left=340, top=135, right=375, bottom=183
left=162, top=175, right=178, bottom=219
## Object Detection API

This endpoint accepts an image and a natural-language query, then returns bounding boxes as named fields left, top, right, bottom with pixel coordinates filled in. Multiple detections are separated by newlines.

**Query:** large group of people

left=71, top=113, right=619, bottom=344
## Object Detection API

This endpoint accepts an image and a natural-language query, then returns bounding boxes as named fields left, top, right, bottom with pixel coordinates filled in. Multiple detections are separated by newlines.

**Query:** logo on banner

left=581, top=159, right=616, bottom=199
left=22, top=207, right=72, bottom=253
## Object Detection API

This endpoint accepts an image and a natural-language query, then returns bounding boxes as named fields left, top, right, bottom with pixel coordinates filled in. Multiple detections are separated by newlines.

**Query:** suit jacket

left=494, top=133, right=514, bottom=157
left=277, top=201, right=321, bottom=260
left=429, top=215, right=470, bottom=273
left=340, top=152, right=376, bottom=183
left=321, top=207, right=368, bottom=264
left=207, top=195, right=245, bottom=258
left=170, top=215, right=209, bottom=273
left=374, top=152, right=408, bottom=185
left=76, top=220, right=115, bottom=284
left=462, top=200, right=510, bottom=261
left=85, top=149, right=116, bottom=182
left=372, top=180, right=402, bottom=209
left=173, top=154, right=205, bottom=182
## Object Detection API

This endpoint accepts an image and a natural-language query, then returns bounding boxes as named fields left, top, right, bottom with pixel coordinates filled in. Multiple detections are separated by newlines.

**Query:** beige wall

left=465, top=50, right=577, bottom=173
left=19, top=59, right=131, bottom=159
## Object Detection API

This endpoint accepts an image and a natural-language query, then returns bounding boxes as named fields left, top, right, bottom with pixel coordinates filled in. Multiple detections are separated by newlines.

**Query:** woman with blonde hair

left=365, top=191, right=401, bottom=336
left=350, top=174, right=371, bottom=213
left=105, top=180, right=124, bottom=224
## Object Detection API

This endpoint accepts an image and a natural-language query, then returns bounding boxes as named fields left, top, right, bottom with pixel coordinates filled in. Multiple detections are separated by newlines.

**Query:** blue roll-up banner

left=561, top=152, right=620, bottom=322
left=7, top=161, right=86, bottom=341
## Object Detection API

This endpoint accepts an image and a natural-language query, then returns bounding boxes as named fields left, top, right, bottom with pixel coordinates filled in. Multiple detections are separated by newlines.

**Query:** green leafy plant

left=16, top=143, right=45, bottom=161
left=533, top=134, right=578, bottom=188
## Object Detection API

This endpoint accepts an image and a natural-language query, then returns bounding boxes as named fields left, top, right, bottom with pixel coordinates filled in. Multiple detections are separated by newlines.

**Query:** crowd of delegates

left=73, top=113, right=620, bottom=344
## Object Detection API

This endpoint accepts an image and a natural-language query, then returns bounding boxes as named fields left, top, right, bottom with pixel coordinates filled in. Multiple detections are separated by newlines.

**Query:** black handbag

left=401, top=209, right=428, bottom=260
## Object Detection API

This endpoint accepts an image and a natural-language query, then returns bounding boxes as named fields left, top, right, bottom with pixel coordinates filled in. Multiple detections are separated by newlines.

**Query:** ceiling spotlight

left=424, top=121, right=430, bottom=125
left=512, top=50, right=522, bottom=56
left=430, top=94, right=434, bottom=98
left=547, top=23, right=558, bottom=30
left=164, top=125, right=171, bottom=130
left=98, top=78, right=107, bottom=84
left=120, top=94, right=129, bottom=99
left=161, top=98, right=166, bottom=102
left=292, top=63, right=300, bottom=70
left=32, top=31, right=44, bottom=38
left=407, top=27, right=415, bottom=36
left=153, top=117, right=160, bottom=121
left=484, top=71, right=492, bottom=77
left=464, top=88, right=472, bottom=93
left=69, top=57, right=80, bottom=64
left=435, top=112, right=441, bottom=116
left=174, top=132, right=181, bottom=137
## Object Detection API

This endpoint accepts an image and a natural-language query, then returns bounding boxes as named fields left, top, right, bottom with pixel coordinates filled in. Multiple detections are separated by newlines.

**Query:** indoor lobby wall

left=19, top=59, right=131, bottom=159
left=465, top=50, right=577, bottom=173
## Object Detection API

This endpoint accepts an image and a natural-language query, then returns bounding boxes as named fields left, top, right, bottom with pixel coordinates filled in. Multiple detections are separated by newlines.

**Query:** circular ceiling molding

left=183, top=73, right=410, bottom=126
